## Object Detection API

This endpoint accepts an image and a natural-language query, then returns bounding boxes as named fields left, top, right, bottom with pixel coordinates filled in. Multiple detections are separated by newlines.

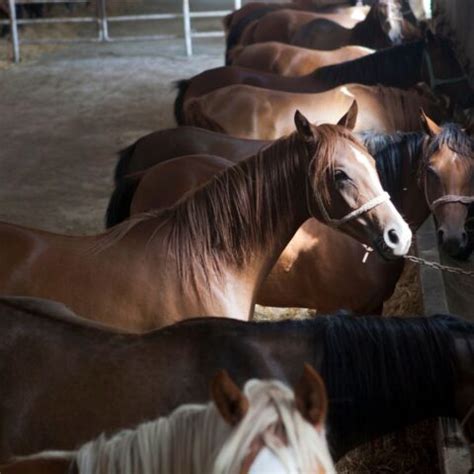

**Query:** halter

left=307, top=173, right=391, bottom=228
left=422, top=49, right=469, bottom=90
left=424, top=179, right=474, bottom=211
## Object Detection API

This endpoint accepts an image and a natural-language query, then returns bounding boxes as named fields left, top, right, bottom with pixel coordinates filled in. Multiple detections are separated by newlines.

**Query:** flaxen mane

left=25, top=379, right=335, bottom=474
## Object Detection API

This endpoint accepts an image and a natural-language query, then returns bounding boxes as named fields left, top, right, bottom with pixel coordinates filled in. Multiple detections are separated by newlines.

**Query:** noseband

left=422, top=49, right=469, bottom=90
left=424, top=177, right=474, bottom=211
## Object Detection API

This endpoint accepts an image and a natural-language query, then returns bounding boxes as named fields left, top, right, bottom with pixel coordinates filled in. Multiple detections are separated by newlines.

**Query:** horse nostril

left=437, top=229, right=445, bottom=245
left=461, top=231, right=467, bottom=245
left=387, top=229, right=399, bottom=245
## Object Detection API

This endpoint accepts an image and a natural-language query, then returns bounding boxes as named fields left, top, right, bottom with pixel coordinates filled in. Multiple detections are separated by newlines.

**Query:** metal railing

left=1, top=0, right=241, bottom=62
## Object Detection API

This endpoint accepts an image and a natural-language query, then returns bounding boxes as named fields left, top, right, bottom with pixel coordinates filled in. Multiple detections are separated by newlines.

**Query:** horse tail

left=173, top=79, right=191, bottom=125
left=114, top=141, right=138, bottom=184
left=185, top=99, right=227, bottom=134
left=227, top=44, right=245, bottom=64
left=225, top=6, right=276, bottom=65
left=105, top=173, right=142, bottom=228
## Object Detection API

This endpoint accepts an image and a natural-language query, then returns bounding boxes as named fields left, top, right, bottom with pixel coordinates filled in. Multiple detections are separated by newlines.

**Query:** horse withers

left=1, top=366, right=335, bottom=473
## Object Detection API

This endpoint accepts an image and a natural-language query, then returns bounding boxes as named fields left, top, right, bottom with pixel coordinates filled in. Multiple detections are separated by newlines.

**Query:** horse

left=0, top=296, right=471, bottom=461
left=174, top=34, right=474, bottom=123
left=0, top=110, right=412, bottom=331
left=290, top=0, right=422, bottom=49
left=181, top=83, right=445, bottom=139
left=223, top=2, right=368, bottom=63
left=229, top=42, right=374, bottom=76
left=106, top=113, right=474, bottom=313
left=0, top=366, right=335, bottom=474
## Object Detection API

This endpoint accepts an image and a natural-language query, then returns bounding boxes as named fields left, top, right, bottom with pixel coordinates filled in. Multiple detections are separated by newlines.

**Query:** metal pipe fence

left=1, top=0, right=241, bottom=62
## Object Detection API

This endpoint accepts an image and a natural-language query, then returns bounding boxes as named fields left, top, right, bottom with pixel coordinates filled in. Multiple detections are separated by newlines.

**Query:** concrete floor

left=0, top=37, right=222, bottom=234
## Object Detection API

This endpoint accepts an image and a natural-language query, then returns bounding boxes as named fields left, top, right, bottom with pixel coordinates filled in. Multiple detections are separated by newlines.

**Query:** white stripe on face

left=349, top=144, right=384, bottom=195
left=248, top=448, right=298, bottom=474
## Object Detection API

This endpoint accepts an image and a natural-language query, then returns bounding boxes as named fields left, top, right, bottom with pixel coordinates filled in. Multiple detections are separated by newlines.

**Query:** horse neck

left=313, top=41, right=424, bottom=89
left=318, top=315, right=457, bottom=459
left=154, top=133, right=311, bottom=290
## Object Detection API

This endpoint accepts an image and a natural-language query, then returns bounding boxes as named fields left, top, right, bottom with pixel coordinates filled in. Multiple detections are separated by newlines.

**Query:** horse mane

left=312, top=40, right=424, bottom=88
left=97, top=126, right=362, bottom=284
left=57, top=379, right=333, bottom=474
left=263, top=313, right=472, bottom=452
left=321, top=314, right=472, bottom=445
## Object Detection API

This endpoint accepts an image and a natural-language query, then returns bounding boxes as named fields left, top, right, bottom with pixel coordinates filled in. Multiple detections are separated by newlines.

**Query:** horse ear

left=294, top=110, right=317, bottom=143
left=294, top=363, right=328, bottom=430
left=337, top=100, right=358, bottom=130
left=420, top=108, right=441, bottom=136
left=211, top=370, right=249, bottom=426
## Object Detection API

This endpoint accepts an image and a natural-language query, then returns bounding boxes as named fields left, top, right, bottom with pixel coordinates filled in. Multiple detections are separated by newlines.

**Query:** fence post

left=8, top=0, right=20, bottom=62
left=97, top=0, right=109, bottom=41
left=182, top=0, right=192, bottom=56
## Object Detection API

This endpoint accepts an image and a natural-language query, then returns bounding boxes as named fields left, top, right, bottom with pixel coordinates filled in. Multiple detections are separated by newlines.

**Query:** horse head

left=212, top=366, right=335, bottom=473
left=295, top=102, right=412, bottom=260
left=420, top=110, right=474, bottom=259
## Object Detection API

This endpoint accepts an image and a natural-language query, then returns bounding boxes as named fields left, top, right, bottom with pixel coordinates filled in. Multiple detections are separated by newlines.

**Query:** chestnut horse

left=1, top=368, right=334, bottom=474
left=182, top=83, right=444, bottom=139
left=230, top=42, right=374, bottom=76
left=0, top=297, right=472, bottom=461
left=108, top=114, right=473, bottom=313
left=0, top=111, right=411, bottom=330
left=175, top=35, right=474, bottom=123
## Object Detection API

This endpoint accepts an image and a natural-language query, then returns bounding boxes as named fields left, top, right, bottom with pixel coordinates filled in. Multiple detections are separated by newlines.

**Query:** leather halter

left=422, top=49, right=469, bottom=90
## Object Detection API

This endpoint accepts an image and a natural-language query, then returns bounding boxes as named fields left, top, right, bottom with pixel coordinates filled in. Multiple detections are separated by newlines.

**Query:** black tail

left=174, top=79, right=191, bottom=125
left=114, top=142, right=138, bottom=184
left=225, top=5, right=279, bottom=65
left=105, top=174, right=142, bottom=228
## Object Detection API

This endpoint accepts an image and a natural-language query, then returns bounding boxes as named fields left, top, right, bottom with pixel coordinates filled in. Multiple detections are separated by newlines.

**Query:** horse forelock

left=54, top=379, right=333, bottom=474
left=310, top=124, right=368, bottom=207
left=420, top=122, right=474, bottom=180
left=214, top=379, right=335, bottom=474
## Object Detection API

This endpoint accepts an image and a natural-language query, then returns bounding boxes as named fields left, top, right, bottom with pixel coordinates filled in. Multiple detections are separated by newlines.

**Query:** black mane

left=312, top=40, right=425, bottom=89
left=426, top=122, right=474, bottom=160
left=360, top=130, right=424, bottom=205
left=316, top=313, right=471, bottom=455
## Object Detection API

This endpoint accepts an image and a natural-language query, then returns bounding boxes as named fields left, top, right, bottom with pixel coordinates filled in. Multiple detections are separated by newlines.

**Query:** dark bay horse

left=108, top=114, right=473, bottom=313
left=175, top=35, right=473, bottom=124
left=0, top=111, right=411, bottom=330
left=289, top=0, right=421, bottom=50
left=1, top=366, right=334, bottom=474
left=0, top=296, right=471, bottom=462
left=182, top=84, right=444, bottom=139
left=230, top=42, right=374, bottom=76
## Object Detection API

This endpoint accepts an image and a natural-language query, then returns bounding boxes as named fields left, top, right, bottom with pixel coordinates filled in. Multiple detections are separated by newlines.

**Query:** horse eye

left=334, top=170, right=349, bottom=182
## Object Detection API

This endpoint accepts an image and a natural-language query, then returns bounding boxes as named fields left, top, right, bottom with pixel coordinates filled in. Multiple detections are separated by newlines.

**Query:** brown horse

left=1, top=367, right=334, bottom=474
left=230, top=42, right=374, bottom=76
left=182, top=83, right=444, bottom=139
left=290, top=0, right=422, bottom=50
left=223, top=1, right=368, bottom=63
left=108, top=114, right=473, bottom=313
left=0, top=296, right=471, bottom=461
left=0, top=110, right=411, bottom=330
left=175, top=35, right=474, bottom=122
